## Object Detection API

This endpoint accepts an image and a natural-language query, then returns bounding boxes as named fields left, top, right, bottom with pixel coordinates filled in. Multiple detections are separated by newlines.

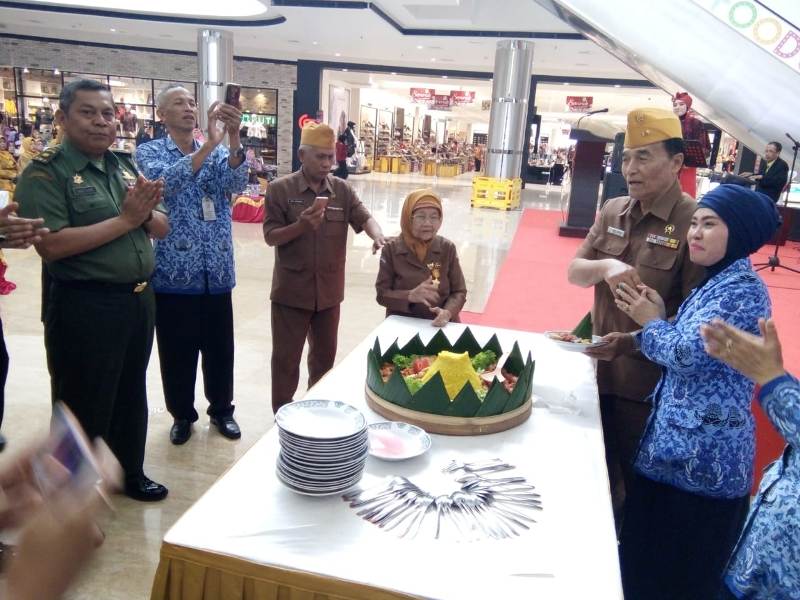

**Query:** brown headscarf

left=401, top=188, right=443, bottom=264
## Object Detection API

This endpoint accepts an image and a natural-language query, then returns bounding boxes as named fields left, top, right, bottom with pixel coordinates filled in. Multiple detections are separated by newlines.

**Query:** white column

left=485, top=40, right=534, bottom=180
left=197, top=29, right=234, bottom=130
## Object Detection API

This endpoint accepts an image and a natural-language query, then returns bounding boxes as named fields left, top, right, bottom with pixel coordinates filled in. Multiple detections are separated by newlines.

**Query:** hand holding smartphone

left=311, top=196, right=329, bottom=213
left=224, top=83, right=241, bottom=109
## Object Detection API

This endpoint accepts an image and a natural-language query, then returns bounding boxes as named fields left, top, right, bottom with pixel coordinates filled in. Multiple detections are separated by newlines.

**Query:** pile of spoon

left=342, top=459, right=542, bottom=540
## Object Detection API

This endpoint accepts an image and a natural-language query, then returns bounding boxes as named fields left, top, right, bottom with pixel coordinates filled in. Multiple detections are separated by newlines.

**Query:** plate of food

left=368, top=421, right=432, bottom=461
left=544, top=330, right=608, bottom=353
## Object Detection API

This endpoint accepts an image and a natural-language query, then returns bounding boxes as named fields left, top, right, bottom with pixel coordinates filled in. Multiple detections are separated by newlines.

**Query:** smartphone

left=32, top=402, right=104, bottom=497
left=224, top=83, right=241, bottom=109
left=312, top=196, right=329, bottom=211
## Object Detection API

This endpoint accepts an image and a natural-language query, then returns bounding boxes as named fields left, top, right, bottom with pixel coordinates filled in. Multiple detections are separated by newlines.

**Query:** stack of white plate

left=275, top=399, right=368, bottom=496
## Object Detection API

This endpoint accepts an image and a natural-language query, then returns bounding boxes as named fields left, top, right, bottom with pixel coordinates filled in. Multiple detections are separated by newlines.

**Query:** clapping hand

left=120, top=176, right=163, bottom=228
left=0, top=203, right=49, bottom=249
left=408, top=277, right=440, bottom=307
left=701, top=318, right=786, bottom=385
left=614, top=282, right=666, bottom=326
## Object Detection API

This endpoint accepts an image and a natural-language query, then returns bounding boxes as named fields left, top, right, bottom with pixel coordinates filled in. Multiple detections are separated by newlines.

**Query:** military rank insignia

left=646, top=232, right=680, bottom=250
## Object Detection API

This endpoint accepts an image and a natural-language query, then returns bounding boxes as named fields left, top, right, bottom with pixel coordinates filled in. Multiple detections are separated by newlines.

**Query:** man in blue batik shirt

left=136, top=85, right=247, bottom=445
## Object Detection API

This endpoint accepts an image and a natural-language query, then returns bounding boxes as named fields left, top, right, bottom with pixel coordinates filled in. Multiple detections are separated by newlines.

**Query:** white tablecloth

left=159, top=316, right=622, bottom=600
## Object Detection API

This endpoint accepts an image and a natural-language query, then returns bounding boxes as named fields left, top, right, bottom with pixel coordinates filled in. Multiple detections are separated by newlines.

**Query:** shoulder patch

left=33, top=145, right=62, bottom=164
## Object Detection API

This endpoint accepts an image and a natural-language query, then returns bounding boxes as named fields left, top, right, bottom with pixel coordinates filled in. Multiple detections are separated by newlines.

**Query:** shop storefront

left=0, top=67, right=280, bottom=168
left=321, top=69, right=490, bottom=179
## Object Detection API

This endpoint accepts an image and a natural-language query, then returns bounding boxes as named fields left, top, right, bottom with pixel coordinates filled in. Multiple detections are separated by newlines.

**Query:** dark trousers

left=335, top=159, right=349, bottom=179
left=474, top=158, right=482, bottom=172
left=155, top=292, right=234, bottom=422
left=0, top=318, right=7, bottom=429
left=599, top=393, right=652, bottom=521
left=620, top=474, right=750, bottom=600
left=270, top=302, right=340, bottom=413
left=45, top=283, right=155, bottom=479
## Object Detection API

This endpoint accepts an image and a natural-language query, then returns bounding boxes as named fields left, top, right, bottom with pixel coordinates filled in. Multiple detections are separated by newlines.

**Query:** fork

left=442, top=458, right=512, bottom=474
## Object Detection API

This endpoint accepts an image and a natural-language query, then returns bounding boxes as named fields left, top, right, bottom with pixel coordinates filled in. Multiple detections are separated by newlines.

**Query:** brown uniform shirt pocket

left=591, top=233, right=629, bottom=258
left=639, top=242, right=679, bottom=271
left=324, top=207, right=347, bottom=237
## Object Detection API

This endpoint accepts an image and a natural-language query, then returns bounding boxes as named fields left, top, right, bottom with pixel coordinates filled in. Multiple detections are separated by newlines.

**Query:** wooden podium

left=559, top=128, right=614, bottom=238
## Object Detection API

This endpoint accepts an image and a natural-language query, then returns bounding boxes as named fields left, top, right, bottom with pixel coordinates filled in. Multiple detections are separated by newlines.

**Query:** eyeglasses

left=412, top=214, right=441, bottom=224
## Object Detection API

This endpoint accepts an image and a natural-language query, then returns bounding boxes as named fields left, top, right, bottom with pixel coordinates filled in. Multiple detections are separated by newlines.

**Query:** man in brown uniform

left=264, top=123, right=385, bottom=413
left=568, top=108, right=705, bottom=516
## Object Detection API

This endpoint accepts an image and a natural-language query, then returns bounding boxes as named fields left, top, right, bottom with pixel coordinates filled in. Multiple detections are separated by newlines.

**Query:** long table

left=151, top=316, right=622, bottom=600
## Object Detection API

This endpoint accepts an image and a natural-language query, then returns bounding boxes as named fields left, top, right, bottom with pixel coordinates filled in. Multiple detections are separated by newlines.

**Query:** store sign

left=433, top=94, right=452, bottom=110
left=297, top=113, right=316, bottom=129
left=692, top=0, right=800, bottom=76
left=566, top=96, right=593, bottom=112
left=410, top=87, right=436, bottom=103
left=449, top=90, right=476, bottom=105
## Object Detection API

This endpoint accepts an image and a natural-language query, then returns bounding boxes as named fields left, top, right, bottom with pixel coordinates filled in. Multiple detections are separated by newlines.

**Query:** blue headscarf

left=696, top=184, right=781, bottom=279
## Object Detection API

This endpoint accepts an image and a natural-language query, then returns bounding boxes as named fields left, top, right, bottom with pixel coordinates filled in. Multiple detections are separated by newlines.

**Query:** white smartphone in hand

left=32, top=402, right=104, bottom=498
left=312, top=196, right=329, bottom=212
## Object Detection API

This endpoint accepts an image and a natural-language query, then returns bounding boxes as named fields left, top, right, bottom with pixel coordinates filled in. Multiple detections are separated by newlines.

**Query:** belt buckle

left=133, top=282, right=148, bottom=293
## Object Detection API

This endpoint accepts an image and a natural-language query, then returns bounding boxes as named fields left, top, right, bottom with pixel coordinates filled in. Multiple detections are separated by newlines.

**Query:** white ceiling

left=0, top=0, right=643, bottom=79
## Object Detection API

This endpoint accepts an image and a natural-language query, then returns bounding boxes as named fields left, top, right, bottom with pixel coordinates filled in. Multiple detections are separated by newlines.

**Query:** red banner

left=410, top=88, right=436, bottom=103
left=449, top=90, right=475, bottom=105
left=433, top=94, right=451, bottom=110
left=566, top=96, right=593, bottom=112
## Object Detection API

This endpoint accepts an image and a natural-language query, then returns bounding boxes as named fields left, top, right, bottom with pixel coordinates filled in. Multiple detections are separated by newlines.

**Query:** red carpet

left=463, top=208, right=800, bottom=489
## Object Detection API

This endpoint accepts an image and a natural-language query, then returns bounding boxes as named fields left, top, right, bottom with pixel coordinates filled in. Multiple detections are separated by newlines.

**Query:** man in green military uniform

left=15, top=79, right=170, bottom=501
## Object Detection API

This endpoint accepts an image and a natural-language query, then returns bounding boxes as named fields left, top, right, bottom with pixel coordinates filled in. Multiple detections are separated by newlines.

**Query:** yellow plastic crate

left=377, top=156, right=390, bottom=173
left=471, top=176, right=522, bottom=210
left=423, top=159, right=437, bottom=176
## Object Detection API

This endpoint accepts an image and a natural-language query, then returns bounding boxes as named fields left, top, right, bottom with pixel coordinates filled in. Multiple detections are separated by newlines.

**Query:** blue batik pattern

left=635, top=259, right=771, bottom=498
left=724, top=374, right=800, bottom=599
left=135, top=137, right=247, bottom=294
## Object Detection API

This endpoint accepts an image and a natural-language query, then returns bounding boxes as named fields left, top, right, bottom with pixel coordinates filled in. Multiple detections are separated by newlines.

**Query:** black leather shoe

left=210, top=415, right=241, bottom=440
left=170, top=419, right=192, bottom=445
left=124, top=475, right=168, bottom=502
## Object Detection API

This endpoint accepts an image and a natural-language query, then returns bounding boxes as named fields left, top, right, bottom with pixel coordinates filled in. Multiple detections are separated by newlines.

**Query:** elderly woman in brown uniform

left=376, top=189, right=466, bottom=327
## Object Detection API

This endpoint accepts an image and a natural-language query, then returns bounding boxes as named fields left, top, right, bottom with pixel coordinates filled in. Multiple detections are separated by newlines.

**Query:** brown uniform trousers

left=264, top=170, right=372, bottom=413
left=375, top=235, right=467, bottom=321
left=575, top=180, right=705, bottom=518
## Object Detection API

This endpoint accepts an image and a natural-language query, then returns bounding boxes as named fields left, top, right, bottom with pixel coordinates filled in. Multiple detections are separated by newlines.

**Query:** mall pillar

left=197, top=29, right=234, bottom=131
left=485, top=40, right=534, bottom=181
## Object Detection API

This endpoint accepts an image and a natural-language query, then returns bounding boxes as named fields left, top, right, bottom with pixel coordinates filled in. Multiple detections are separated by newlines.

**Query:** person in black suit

left=753, top=141, right=790, bottom=202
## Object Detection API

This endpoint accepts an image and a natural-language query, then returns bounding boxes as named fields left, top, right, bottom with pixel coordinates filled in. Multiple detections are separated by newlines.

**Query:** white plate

left=367, top=421, right=432, bottom=461
left=275, top=400, right=366, bottom=439
left=544, top=331, right=607, bottom=353
left=276, top=470, right=362, bottom=496
left=280, top=441, right=369, bottom=463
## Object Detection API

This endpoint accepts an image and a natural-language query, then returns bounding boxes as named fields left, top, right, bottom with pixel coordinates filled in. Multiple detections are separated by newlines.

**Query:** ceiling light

left=342, top=69, right=348, bottom=72
left=416, top=45, right=424, bottom=50
left=335, top=52, right=341, bottom=57
left=390, top=72, right=397, bottom=76
left=24, top=0, right=266, bottom=17
left=430, top=58, right=436, bottom=62
left=312, top=41, right=318, bottom=45
left=442, top=75, right=448, bottom=79
left=614, top=84, right=621, bottom=88
left=563, top=82, right=570, bottom=86
left=110, top=27, right=116, bottom=32
left=22, top=67, right=29, bottom=74
left=53, top=68, right=60, bottom=75
left=109, top=79, right=126, bottom=87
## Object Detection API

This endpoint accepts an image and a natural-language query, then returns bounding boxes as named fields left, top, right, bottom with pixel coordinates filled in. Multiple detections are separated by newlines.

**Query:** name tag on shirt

left=327, top=206, right=343, bottom=212
left=288, top=198, right=305, bottom=206
left=73, top=186, right=97, bottom=197
left=202, top=196, right=217, bottom=221
left=646, top=233, right=680, bottom=250
left=607, top=226, right=625, bottom=238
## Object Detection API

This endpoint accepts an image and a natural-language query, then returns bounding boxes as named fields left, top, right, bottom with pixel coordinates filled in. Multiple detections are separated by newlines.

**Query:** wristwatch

left=232, top=145, right=246, bottom=162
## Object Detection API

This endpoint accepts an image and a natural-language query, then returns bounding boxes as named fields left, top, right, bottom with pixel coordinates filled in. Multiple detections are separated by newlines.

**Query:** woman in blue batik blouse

left=701, top=317, right=799, bottom=600
left=612, top=184, right=780, bottom=600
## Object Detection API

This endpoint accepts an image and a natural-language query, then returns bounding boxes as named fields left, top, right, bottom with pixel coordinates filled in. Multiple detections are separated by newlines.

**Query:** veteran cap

left=624, top=107, right=683, bottom=149
left=300, top=122, right=335, bottom=149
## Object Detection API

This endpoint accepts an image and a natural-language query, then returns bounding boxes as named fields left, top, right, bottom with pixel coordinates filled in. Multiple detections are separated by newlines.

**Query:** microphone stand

left=754, top=133, right=800, bottom=274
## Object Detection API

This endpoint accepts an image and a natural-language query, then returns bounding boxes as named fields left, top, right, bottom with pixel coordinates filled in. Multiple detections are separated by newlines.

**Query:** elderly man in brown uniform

left=264, top=123, right=385, bottom=413
left=568, top=108, right=705, bottom=517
